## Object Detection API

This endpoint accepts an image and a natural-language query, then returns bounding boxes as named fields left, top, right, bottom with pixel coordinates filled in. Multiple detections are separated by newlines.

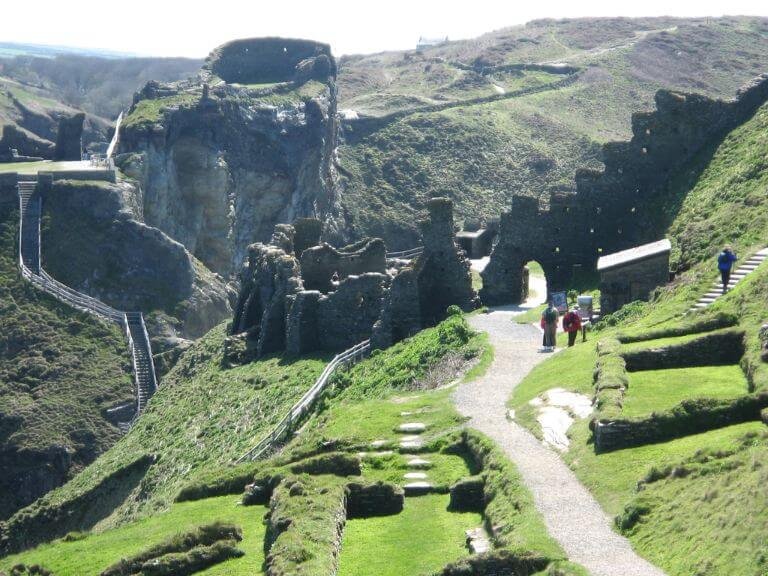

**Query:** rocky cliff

left=117, top=38, right=343, bottom=277
left=40, top=179, right=231, bottom=348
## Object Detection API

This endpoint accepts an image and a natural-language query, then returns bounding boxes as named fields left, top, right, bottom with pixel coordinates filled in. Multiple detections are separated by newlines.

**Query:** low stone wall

left=615, top=311, right=738, bottom=344
left=594, top=394, right=768, bottom=452
left=622, top=328, right=745, bottom=372
left=591, top=330, right=759, bottom=452
left=346, top=481, right=404, bottom=518
left=449, top=476, right=485, bottom=512
left=264, top=476, right=347, bottom=576
left=437, top=550, right=550, bottom=576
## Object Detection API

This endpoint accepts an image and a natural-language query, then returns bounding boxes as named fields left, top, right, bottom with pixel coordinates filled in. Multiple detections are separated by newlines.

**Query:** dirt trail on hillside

left=454, top=309, right=666, bottom=576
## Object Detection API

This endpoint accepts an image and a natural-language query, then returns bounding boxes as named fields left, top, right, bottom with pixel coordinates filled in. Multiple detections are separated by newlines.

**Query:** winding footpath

left=453, top=307, right=665, bottom=576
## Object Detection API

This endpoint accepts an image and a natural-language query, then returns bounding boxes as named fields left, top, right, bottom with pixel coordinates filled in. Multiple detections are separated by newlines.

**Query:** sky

left=2, top=0, right=768, bottom=58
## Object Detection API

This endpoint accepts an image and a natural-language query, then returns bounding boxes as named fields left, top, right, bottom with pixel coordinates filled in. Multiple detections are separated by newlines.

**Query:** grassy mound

left=0, top=496, right=266, bottom=576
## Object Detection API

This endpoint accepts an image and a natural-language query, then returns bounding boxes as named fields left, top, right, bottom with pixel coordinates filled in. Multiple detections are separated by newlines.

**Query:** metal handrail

left=106, top=111, right=123, bottom=159
left=386, top=246, right=424, bottom=259
left=235, top=339, right=371, bottom=464
left=16, top=181, right=158, bottom=428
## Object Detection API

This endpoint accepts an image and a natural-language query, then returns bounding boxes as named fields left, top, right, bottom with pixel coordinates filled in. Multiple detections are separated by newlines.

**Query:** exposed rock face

left=482, top=74, right=768, bottom=305
left=40, top=179, right=231, bottom=340
left=53, top=113, right=84, bottom=161
left=206, top=38, right=336, bottom=84
left=119, top=37, right=342, bottom=277
left=0, top=125, right=54, bottom=159
left=0, top=445, right=71, bottom=522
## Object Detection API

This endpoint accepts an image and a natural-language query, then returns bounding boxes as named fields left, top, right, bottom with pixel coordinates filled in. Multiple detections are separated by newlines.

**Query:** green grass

left=509, top=341, right=597, bottom=435
left=2, top=324, right=329, bottom=538
left=122, top=93, right=199, bottom=129
left=0, top=496, right=267, bottom=576
left=0, top=161, right=99, bottom=174
left=309, top=387, right=466, bottom=448
left=565, top=420, right=766, bottom=517
left=619, top=331, right=710, bottom=351
left=338, top=494, right=481, bottom=576
left=616, top=429, right=768, bottom=575
left=622, top=365, right=748, bottom=418
left=0, top=198, right=132, bottom=519
left=359, top=452, right=472, bottom=489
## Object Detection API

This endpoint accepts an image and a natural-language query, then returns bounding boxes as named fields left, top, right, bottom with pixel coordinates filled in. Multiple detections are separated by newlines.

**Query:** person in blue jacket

left=717, top=246, right=737, bottom=294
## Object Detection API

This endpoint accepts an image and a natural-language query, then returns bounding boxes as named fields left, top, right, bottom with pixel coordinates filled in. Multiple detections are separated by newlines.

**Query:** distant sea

left=0, top=42, right=142, bottom=59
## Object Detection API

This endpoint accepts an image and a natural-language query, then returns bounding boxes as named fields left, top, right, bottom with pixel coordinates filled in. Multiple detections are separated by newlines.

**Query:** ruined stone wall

left=482, top=74, right=768, bottom=305
left=415, top=198, right=478, bottom=325
left=231, top=244, right=303, bottom=356
left=299, top=238, right=386, bottom=293
left=235, top=199, right=476, bottom=355
left=317, top=273, right=387, bottom=351
left=205, top=38, right=336, bottom=84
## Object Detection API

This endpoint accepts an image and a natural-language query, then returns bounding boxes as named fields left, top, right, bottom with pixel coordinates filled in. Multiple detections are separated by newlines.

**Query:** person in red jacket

left=562, top=307, right=582, bottom=347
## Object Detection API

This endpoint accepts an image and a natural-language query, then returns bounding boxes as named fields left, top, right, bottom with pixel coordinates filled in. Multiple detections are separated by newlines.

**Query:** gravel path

left=454, top=308, right=666, bottom=576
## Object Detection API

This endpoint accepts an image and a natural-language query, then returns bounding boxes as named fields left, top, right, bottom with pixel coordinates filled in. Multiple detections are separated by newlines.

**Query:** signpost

left=551, top=290, right=568, bottom=313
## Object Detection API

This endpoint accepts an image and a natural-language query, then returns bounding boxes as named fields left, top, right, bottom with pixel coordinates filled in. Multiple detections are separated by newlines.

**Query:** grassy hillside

left=0, top=313, right=586, bottom=575
left=0, top=323, right=329, bottom=543
left=0, top=196, right=132, bottom=520
left=508, top=95, right=768, bottom=575
left=337, top=16, right=768, bottom=246
left=0, top=54, right=202, bottom=119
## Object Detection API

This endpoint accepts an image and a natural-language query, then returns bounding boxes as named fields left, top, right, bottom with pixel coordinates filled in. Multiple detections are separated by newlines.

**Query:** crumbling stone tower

left=415, top=198, right=478, bottom=325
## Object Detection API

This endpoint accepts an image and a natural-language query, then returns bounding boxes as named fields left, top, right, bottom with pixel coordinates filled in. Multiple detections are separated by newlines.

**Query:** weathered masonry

left=481, top=73, right=768, bottom=305
left=598, top=239, right=671, bottom=315
left=230, top=197, right=478, bottom=359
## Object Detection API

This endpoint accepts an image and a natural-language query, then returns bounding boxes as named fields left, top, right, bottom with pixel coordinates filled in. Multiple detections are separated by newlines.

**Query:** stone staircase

left=690, top=247, right=768, bottom=311
left=17, top=180, right=157, bottom=430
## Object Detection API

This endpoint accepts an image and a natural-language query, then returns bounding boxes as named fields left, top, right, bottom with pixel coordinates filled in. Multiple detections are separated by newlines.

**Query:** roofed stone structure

left=598, top=239, right=671, bottom=315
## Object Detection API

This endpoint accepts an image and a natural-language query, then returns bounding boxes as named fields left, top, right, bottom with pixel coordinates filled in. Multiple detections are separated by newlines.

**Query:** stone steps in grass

left=689, top=247, right=767, bottom=312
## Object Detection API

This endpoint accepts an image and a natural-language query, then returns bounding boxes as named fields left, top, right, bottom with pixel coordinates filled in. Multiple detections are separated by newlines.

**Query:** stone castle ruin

left=231, top=198, right=478, bottom=358
left=481, top=73, right=768, bottom=305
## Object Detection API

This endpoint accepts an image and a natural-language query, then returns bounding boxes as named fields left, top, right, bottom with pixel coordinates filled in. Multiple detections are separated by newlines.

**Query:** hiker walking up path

left=453, top=309, right=666, bottom=576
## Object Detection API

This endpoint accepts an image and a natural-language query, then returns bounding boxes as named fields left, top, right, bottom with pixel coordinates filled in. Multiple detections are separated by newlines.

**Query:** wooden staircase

left=17, top=179, right=158, bottom=430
